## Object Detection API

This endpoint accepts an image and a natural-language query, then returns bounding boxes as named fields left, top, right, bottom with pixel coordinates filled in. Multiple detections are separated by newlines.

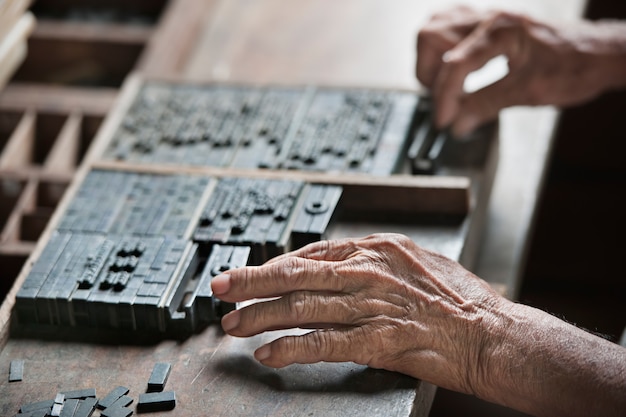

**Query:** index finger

left=266, top=237, right=363, bottom=265
left=416, top=7, right=482, bottom=87
left=433, top=12, right=522, bottom=128
left=211, top=256, right=350, bottom=303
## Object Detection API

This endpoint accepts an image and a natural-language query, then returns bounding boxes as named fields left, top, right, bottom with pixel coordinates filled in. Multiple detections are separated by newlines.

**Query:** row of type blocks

left=13, top=170, right=342, bottom=335
left=104, top=82, right=419, bottom=175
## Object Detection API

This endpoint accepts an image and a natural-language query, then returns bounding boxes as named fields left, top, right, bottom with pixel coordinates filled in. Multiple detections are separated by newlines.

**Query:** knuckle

left=287, top=291, right=314, bottom=323
left=232, top=267, right=255, bottom=295
left=269, top=257, right=304, bottom=286
left=305, top=331, right=331, bottom=359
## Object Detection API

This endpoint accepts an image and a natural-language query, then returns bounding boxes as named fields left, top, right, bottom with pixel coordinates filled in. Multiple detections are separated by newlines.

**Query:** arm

left=211, top=233, right=626, bottom=417
left=416, top=6, right=626, bottom=137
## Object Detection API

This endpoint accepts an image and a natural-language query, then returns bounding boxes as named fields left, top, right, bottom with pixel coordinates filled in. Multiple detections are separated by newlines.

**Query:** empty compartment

left=79, top=114, right=104, bottom=161
left=18, top=179, right=69, bottom=243
left=20, top=210, right=52, bottom=242
left=13, top=36, right=145, bottom=87
left=0, top=178, right=26, bottom=234
left=33, top=112, right=67, bottom=165
left=30, top=0, right=168, bottom=24
left=0, top=253, right=28, bottom=302
left=0, top=111, right=23, bottom=155
left=0, top=111, right=71, bottom=168
left=37, top=179, right=69, bottom=209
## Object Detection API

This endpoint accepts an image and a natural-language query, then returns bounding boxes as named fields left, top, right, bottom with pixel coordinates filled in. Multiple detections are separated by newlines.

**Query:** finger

left=451, top=73, right=524, bottom=137
left=221, top=291, right=362, bottom=337
left=416, top=23, right=458, bottom=88
left=266, top=237, right=363, bottom=264
left=211, top=257, right=349, bottom=302
left=416, top=7, right=482, bottom=87
left=433, top=14, right=523, bottom=128
left=254, top=327, right=375, bottom=369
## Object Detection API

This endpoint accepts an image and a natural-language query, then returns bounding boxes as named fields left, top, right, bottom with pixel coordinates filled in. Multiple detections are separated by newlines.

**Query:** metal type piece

left=193, top=177, right=304, bottom=264
left=137, top=391, right=176, bottom=412
left=100, top=407, right=133, bottom=417
left=147, top=362, right=171, bottom=392
left=97, top=386, right=129, bottom=410
left=74, top=398, right=98, bottom=417
left=108, top=395, right=133, bottom=409
left=291, top=184, right=342, bottom=249
left=9, top=359, right=23, bottom=382
left=58, top=399, right=79, bottom=417
left=19, top=400, right=54, bottom=414
left=104, top=82, right=419, bottom=174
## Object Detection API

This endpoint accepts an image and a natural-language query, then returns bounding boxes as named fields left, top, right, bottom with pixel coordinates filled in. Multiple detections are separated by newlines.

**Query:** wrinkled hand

left=416, top=6, right=626, bottom=137
left=211, top=233, right=509, bottom=396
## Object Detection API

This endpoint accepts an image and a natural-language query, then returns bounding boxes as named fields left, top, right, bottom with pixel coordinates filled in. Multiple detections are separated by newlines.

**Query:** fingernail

left=221, top=310, right=240, bottom=332
left=255, top=344, right=271, bottom=361
left=442, top=50, right=459, bottom=63
left=211, top=273, right=230, bottom=295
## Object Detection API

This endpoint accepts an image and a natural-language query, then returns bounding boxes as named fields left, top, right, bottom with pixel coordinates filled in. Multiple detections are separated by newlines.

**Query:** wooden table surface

left=0, top=1, right=587, bottom=415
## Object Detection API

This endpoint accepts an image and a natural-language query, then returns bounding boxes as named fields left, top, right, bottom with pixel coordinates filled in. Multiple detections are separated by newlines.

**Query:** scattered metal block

left=147, top=362, right=171, bottom=392
left=8, top=359, right=23, bottom=382
left=137, top=391, right=176, bottom=413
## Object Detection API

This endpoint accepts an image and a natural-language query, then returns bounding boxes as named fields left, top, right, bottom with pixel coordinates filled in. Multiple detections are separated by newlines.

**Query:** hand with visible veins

left=212, top=234, right=503, bottom=395
left=211, top=233, right=626, bottom=417
left=416, top=6, right=626, bottom=137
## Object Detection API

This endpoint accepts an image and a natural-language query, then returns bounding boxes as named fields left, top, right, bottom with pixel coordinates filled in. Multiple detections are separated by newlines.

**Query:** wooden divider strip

left=44, top=112, right=81, bottom=171
left=0, top=110, right=35, bottom=169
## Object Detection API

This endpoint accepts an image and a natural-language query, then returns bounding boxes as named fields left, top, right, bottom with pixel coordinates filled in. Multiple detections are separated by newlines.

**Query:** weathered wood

left=32, top=20, right=154, bottom=45
left=0, top=328, right=428, bottom=417
left=136, top=0, right=219, bottom=78
left=0, top=110, right=35, bottom=169
left=43, top=112, right=81, bottom=171
left=184, top=0, right=425, bottom=89
left=0, top=84, right=117, bottom=115
left=13, top=34, right=143, bottom=87
left=0, top=0, right=31, bottom=42
left=0, top=12, right=34, bottom=90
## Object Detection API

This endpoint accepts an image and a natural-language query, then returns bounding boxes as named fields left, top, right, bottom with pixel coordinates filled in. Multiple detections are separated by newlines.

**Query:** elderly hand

left=212, top=233, right=626, bottom=417
left=211, top=233, right=509, bottom=396
left=416, top=6, right=626, bottom=137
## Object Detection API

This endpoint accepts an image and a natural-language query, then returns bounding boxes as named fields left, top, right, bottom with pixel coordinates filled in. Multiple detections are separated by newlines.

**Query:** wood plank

left=0, top=0, right=31, bottom=42
left=136, top=0, right=220, bottom=77
left=0, top=329, right=431, bottom=417
left=0, top=240, right=35, bottom=256
left=32, top=20, right=154, bottom=45
left=93, top=160, right=471, bottom=217
left=0, top=41, right=26, bottom=94
left=0, top=84, right=117, bottom=115
left=0, top=110, right=35, bottom=169
left=184, top=0, right=424, bottom=88
left=43, top=112, right=81, bottom=171
left=0, top=12, right=34, bottom=90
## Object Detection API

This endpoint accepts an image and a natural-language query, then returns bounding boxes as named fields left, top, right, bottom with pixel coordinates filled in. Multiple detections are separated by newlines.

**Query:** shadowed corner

left=213, top=353, right=418, bottom=394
